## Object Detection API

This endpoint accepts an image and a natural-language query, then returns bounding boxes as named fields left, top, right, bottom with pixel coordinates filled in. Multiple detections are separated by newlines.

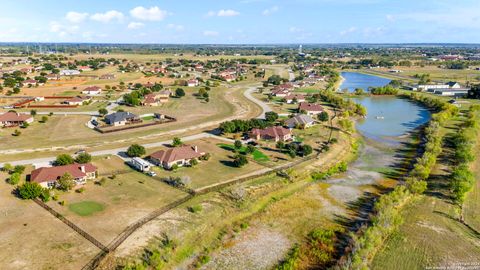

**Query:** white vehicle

left=146, top=171, right=157, bottom=177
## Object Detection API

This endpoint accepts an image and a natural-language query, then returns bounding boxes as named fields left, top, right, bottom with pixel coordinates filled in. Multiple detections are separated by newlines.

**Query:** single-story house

left=271, top=89, right=291, bottom=97
left=284, top=94, right=306, bottom=104
left=30, top=163, right=97, bottom=188
left=0, top=112, right=34, bottom=127
left=100, top=74, right=115, bottom=80
left=150, top=145, right=206, bottom=169
left=78, top=66, right=91, bottom=71
left=63, top=96, right=91, bottom=106
left=129, top=157, right=151, bottom=172
left=418, top=81, right=462, bottom=91
left=250, top=126, right=293, bottom=142
left=284, top=114, right=315, bottom=129
left=46, top=74, right=60, bottom=80
left=23, top=79, right=44, bottom=86
left=187, top=79, right=199, bottom=87
left=104, top=111, right=139, bottom=126
left=432, top=88, right=470, bottom=97
left=298, top=102, right=324, bottom=115
left=141, top=91, right=171, bottom=106
left=59, top=70, right=80, bottom=76
left=82, top=86, right=102, bottom=95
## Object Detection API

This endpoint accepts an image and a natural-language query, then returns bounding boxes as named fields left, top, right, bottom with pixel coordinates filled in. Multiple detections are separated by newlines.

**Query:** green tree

left=98, top=108, right=108, bottom=116
left=172, top=137, right=183, bottom=147
left=57, top=172, right=75, bottom=191
left=234, top=140, right=243, bottom=150
left=265, top=111, right=279, bottom=122
left=318, top=111, right=329, bottom=122
left=54, top=154, right=75, bottom=166
left=302, top=144, right=313, bottom=156
left=127, top=144, right=146, bottom=157
left=40, top=115, right=48, bottom=123
left=2, top=163, right=13, bottom=173
left=30, top=109, right=37, bottom=116
left=175, top=88, right=185, bottom=97
left=17, top=182, right=43, bottom=199
left=75, top=152, right=92, bottom=164
left=13, top=165, right=25, bottom=174
left=233, top=154, right=248, bottom=167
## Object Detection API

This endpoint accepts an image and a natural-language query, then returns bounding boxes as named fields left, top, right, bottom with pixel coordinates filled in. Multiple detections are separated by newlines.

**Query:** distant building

left=82, top=86, right=102, bottom=95
left=298, top=102, right=324, bottom=115
left=187, top=79, right=199, bottom=87
left=284, top=114, right=315, bottom=129
left=59, top=70, right=80, bottom=76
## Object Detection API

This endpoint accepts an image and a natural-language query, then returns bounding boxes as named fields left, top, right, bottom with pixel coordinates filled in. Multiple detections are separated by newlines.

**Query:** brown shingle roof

left=150, top=145, right=205, bottom=164
left=0, top=112, right=33, bottom=122
left=30, top=163, right=97, bottom=184
left=299, top=102, right=324, bottom=112
left=251, top=126, right=291, bottom=138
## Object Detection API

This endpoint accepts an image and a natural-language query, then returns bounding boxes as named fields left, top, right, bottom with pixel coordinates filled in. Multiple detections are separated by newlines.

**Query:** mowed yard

left=44, top=156, right=187, bottom=244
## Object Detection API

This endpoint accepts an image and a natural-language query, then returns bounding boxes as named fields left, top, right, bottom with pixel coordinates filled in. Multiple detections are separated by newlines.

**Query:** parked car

left=146, top=171, right=157, bottom=177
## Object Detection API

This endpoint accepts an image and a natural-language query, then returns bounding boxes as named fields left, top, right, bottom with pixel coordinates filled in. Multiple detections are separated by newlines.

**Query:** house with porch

left=250, top=126, right=293, bottom=142
left=0, top=112, right=34, bottom=127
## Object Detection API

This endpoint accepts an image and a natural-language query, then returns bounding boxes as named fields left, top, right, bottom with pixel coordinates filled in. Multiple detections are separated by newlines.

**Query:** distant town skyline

left=0, top=0, right=479, bottom=44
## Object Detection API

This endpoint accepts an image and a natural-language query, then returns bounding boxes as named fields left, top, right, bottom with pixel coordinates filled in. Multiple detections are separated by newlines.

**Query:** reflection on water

left=326, top=72, right=431, bottom=198
left=340, top=72, right=392, bottom=92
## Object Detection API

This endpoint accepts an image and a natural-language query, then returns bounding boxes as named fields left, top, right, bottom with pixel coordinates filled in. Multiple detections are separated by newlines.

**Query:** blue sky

left=0, top=0, right=479, bottom=43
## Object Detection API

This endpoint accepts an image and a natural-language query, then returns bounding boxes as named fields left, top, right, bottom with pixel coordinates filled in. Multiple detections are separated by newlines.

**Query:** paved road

left=0, top=133, right=233, bottom=168
left=0, top=82, right=271, bottom=167
left=243, top=85, right=272, bottom=119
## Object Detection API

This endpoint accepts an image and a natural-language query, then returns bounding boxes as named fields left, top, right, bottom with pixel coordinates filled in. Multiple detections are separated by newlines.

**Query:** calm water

left=340, top=72, right=431, bottom=142
left=340, top=71, right=392, bottom=92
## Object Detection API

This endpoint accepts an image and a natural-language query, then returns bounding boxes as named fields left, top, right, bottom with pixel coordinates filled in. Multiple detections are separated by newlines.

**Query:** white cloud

left=340, top=27, right=357, bottom=36
left=262, top=6, right=279, bottom=16
left=65, top=11, right=88, bottom=23
left=289, top=27, right=304, bottom=33
left=167, top=24, right=185, bottom=31
left=90, top=10, right=124, bottom=23
left=207, top=9, right=240, bottom=17
left=49, top=21, right=79, bottom=37
left=130, top=6, right=168, bottom=21
left=218, top=9, right=240, bottom=17
left=203, top=30, right=219, bottom=37
left=127, top=22, right=144, bottom=30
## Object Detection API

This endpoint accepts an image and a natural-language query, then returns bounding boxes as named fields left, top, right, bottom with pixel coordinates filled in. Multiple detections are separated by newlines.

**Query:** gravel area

left=202, top=227, right=290, bottom=270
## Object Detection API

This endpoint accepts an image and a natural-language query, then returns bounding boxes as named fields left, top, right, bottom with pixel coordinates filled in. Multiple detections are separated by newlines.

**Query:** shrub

left=187, top=204, right=202, bottom=213
left=7, top=172, right=21, bottom=185
left=17, top=182, right=43, bottom=199
left=127, top=144, right=146, bottom=157
left=54, top=154, right=75, bottom=166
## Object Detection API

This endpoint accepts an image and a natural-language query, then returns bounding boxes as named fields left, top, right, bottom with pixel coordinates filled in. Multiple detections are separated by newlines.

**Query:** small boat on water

left=375, top=116, right=385, bottom=120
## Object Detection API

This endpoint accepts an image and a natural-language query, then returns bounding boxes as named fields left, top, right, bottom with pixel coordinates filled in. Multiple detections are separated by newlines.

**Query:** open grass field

left=0, top=180, right=99, bottom=270
left=45, top=160, right=186, bottom=244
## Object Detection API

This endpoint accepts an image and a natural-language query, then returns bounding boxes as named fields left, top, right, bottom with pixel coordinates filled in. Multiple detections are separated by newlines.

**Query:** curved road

left=0, top=83, right=273, bottom=167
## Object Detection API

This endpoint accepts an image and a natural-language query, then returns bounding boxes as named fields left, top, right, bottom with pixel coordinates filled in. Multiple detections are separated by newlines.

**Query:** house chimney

left=80, top=165, right=85, bottom=173
left=193, top=145, right=198, bottom=153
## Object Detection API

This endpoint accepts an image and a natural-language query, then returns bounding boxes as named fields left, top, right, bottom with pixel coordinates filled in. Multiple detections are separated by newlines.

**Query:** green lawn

left=68, top=201, right=105, bottom=216
left=217, top=143, right=270, bottom=162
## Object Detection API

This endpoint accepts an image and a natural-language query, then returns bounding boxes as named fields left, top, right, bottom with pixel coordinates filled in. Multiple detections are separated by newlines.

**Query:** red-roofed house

left=150, top=145, right=206, bottom=169
left=271, top=88, right=291, bottom=97
left=187, top=79, right=199, bottom=87
left=250, top=126, right=292, bottom=142
left=30, top=163, right=97, bottom=188
left=298, top=102, right=324, bottom=115
left=82, top=86, right=102, bottom=95
left=78, top=66, right=92, bottom=71
left=0, top=112, right=34, bottom=127
left=284, top=94, right=306, bottom=104
left=63, top=96, right=91, bottom=106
